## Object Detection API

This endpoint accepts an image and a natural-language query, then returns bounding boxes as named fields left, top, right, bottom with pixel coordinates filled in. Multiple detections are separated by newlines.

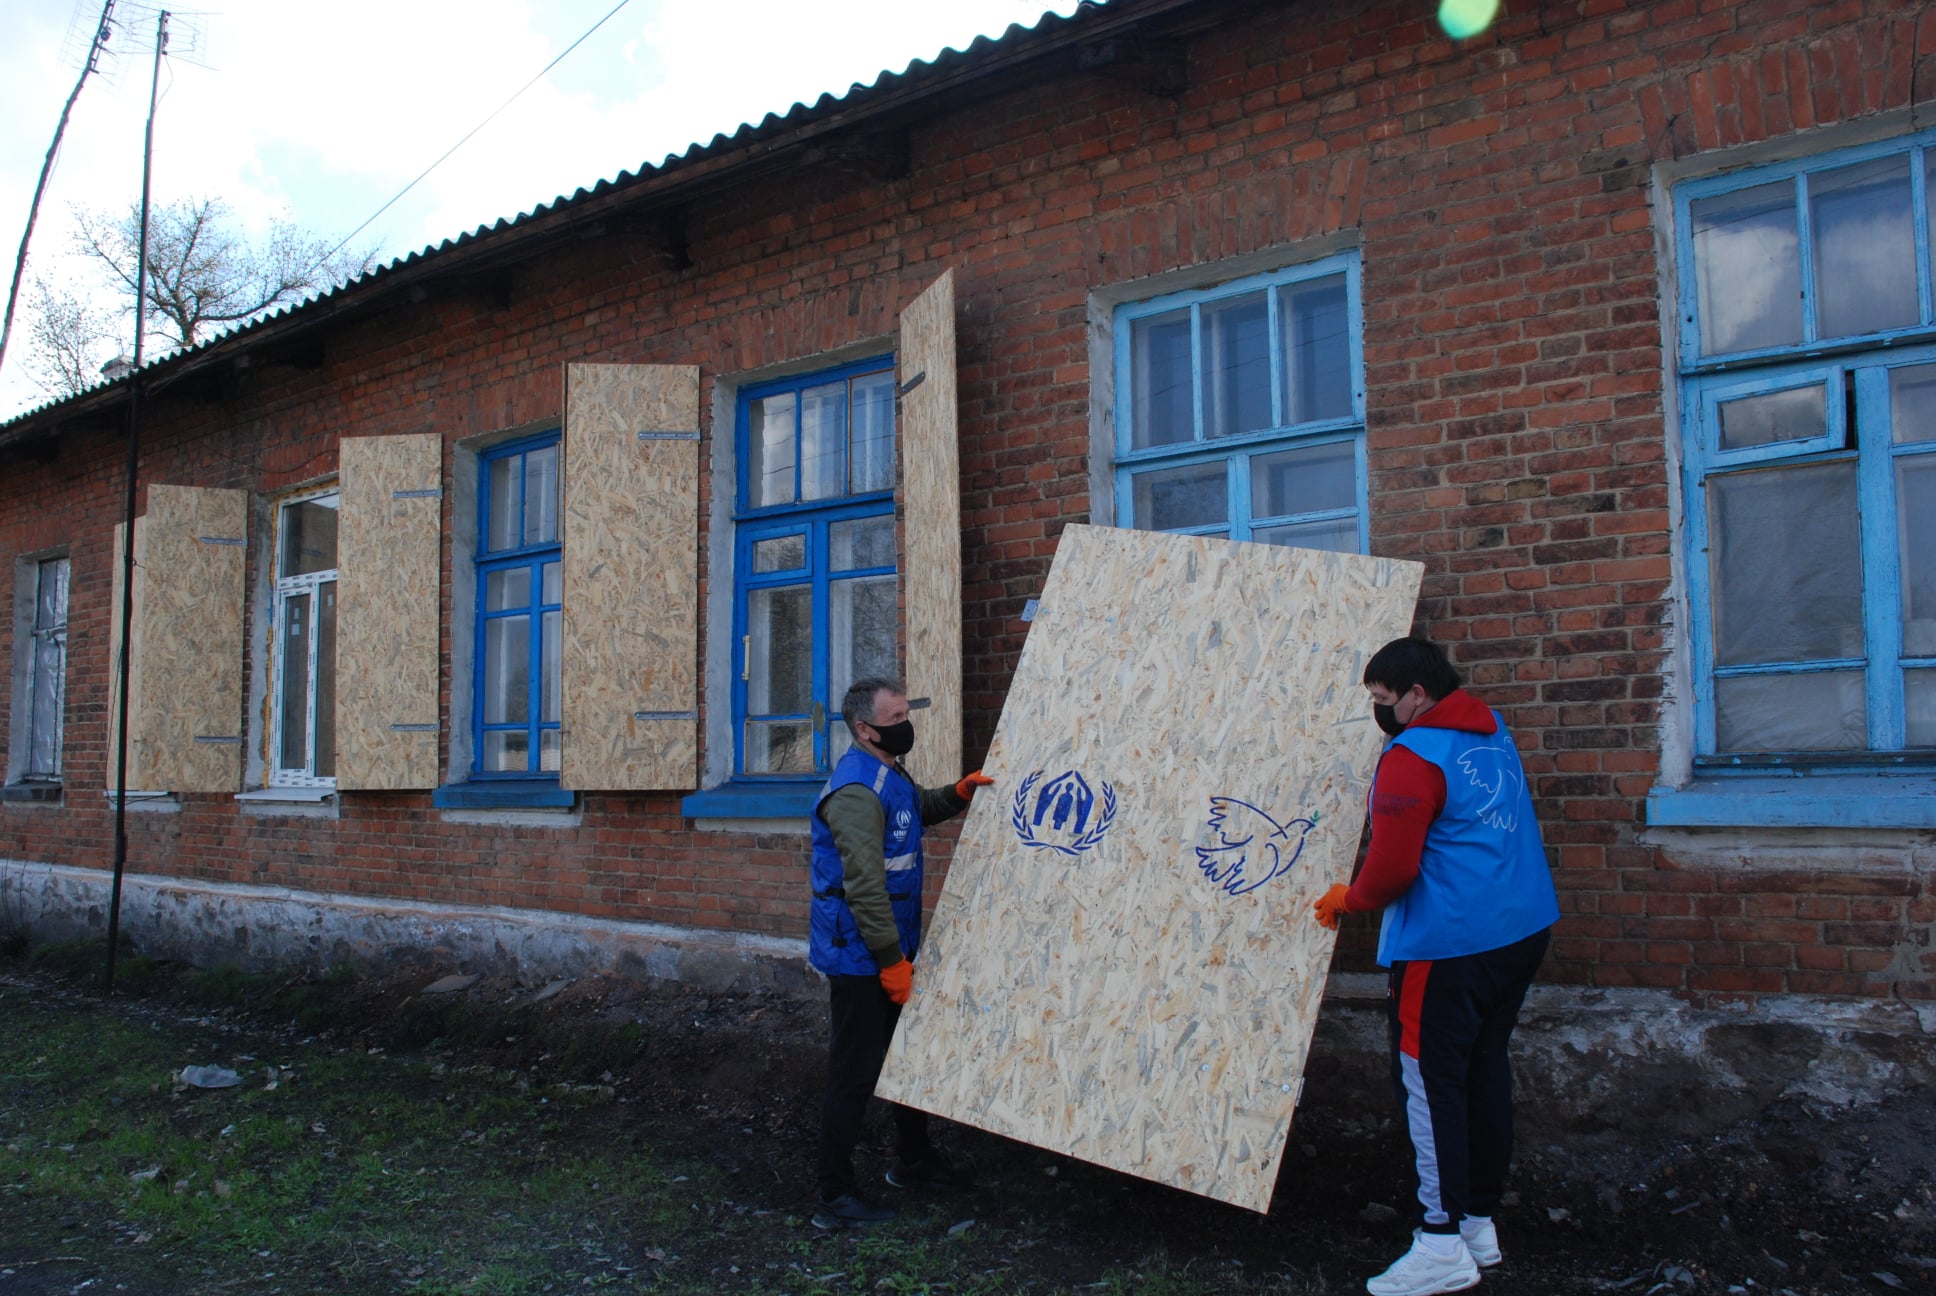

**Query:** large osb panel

left=876, top=525, right=1423, bottom=1213
left=108, top=486, right=248, bottom=792
left=337, top=435, right=442, bottom=790
left=899, top=270, right=962, bottom=788
left=560, top=363, right=700, bottom=791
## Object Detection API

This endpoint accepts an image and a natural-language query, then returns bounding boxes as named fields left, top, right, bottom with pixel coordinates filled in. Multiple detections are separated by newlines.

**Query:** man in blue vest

left=1314, top=637, right=1560, bottom=1296
left=810, top=676, right=993, bottom=1230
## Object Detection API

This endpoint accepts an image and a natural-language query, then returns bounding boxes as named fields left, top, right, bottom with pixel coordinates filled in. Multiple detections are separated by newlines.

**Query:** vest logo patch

left=1011, top=769, right=1118, bottom=857
left=1194, top=797, right=1316, bottom=896
left=891, top=808, right=913, bottom=842
left=1454, top=744, right=1522, bottom=831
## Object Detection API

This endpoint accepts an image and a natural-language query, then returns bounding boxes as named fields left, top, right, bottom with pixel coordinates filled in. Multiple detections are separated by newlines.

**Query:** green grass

left=1, top=963, right=1335, bottom=1296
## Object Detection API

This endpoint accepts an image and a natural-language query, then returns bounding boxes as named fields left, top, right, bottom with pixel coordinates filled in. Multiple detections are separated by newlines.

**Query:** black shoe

left=885, top=1152, right=971, bottom=1191
left=810, top=1191, right=894, bottom=1230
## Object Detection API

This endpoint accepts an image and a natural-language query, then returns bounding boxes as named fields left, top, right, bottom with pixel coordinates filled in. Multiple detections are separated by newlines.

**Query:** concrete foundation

left=4, top=857, right=1931, bottom=1139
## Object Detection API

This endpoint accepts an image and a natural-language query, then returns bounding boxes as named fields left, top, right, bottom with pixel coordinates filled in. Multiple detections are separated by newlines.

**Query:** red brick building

left=2, top=0, right=1931, bottom=1052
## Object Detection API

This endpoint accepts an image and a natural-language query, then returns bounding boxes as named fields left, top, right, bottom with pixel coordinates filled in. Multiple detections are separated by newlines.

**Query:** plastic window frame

left=268, top=487, right=339, bottom=789
left=21, top=554, right=70, bottom=781
left=1111, top=253, right=1369, bottom=552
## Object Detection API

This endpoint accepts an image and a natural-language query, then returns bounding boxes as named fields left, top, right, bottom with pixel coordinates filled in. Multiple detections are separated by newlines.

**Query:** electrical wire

left=308, top=0, right=634, bottom=278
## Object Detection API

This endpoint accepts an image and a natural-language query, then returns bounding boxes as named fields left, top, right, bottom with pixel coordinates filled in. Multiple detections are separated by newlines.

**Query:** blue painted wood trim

left=1646, top=776, right=1936, bottom=829
left=680, top=782, right=818, bottom=820
left=432, top=779, right=575, bottom=810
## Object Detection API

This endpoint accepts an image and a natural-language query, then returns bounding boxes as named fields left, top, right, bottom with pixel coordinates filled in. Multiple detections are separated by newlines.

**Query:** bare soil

left=5, top=951, right=1933, bottom=1295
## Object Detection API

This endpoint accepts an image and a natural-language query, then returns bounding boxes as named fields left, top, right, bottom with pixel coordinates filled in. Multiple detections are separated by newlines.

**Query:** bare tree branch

left=25, top=274, right=116, bottom=398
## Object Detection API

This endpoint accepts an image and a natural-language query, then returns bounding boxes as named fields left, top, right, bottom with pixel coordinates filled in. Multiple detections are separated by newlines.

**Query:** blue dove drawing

left=1454, top=745, right=1523, bottom=832
left=1195, top=797, right=1316, bottom=897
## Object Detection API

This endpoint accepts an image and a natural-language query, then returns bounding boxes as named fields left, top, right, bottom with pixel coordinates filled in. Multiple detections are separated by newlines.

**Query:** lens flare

left=1437, top=0, right=1502, bottom=40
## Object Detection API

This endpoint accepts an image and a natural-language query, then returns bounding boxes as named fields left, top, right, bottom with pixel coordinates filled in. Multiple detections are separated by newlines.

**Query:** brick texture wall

left=3, top=0, right=1930, bottom=1001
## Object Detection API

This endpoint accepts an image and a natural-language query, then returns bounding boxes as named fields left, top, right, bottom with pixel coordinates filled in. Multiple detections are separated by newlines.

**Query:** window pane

left=747, top=584, right=812, bottom=714
left=830, top=516, right=894, bottom=571
left=482, top=730, right=528, bottom=773
left=523, top=444, right=559, bottom=546
left=750, top=392, right=796, bottom=506
left=280, top=494, right=339, bottom=577
left=35, top=557, right=69, bottom=630
left=486, top=567, right=530, bottom=612
left=850, top=370, right=895, bottom=493
left=315, top=582, right=336, bottom=778
left=1131, top=308, right=1193, bottom=448
left=1133, top=461, right=1227, bottom=531
left=542, top=610, right=561, bottom=724
left=744, top=720, right=814, bottom=775
left=753, top=534, right=806, bottom=573
left=487, top=456, right=517, bottom=550
left=279, top=592, right=312, bottom=771
left=1251, top=441, right=1356, bottom=519
left=1810, top=156, right=1919, bottom=340
left=483, top=615, right=530, bottom=724
left=1254, top=517, right=1359, bottom=553
left=1889, top=363, right=1936, bottom=445
left=28, top=636, right=62, bottom=776
left=831, top=575, right=898, bottom=729
left=542, top=560, right=560, bottom=605
left=1907, top=670, right=1936, bottom=747
left=540, top=729, right=561, bottom=773
left=1709, top=462, right=1863, bottom=666
left=1716, top=670, right=1866, bottom=751
left=1901, top=455, right=1936, bottom=657
left=1716, top=383, right=1827, bottom=452
left=800, top=380, right=846, bottom=502
left=1281, top=274, right=1351, bottom=423
left=1203, top=291, right=1270, bottom=439
left=1692, top=181, right=1802, bottom=356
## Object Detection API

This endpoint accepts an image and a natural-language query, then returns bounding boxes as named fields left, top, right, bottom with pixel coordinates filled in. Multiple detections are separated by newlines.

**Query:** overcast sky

left=0, top=0, right=1081, bottom=421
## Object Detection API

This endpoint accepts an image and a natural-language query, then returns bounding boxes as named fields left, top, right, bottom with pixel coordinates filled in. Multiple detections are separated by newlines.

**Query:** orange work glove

left=879, top=959, right=913, bottom=1005
left=955, top=770, right=994, bottom=800
left=1313, top=882, right=1354, bottom=930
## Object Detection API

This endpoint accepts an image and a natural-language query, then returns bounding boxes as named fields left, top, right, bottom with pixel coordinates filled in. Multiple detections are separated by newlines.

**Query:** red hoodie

left=1345, top=688, right=1500, bottom=914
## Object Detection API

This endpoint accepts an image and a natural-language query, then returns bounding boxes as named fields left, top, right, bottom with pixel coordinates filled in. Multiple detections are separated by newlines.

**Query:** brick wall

left=3, top=0, right=1929, bottom=1000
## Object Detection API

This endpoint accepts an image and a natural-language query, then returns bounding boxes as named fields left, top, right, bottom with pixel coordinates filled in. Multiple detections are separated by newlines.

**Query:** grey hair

left=840, top=676, right=906, bottom=732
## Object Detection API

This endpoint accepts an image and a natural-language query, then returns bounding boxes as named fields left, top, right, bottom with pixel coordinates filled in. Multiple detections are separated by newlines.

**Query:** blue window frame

left=1113, top=254, right=1367, bottom=552
left=1673, top=131, right=1936, bottom=770
left=730, top=357, right=898, bottom=785
left=473, top=433, right=562, bottom=778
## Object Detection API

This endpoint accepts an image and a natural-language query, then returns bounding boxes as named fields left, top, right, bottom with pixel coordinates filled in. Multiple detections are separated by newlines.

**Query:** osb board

left=898, top=270, right=962, bottom=788
left=876, top=524, right=1423, bottom=1213
left=113, top=486, right=247, bottom=792
left=336, top=435, right=442, bottom=790
left=560, top=363, right=700, bottom=790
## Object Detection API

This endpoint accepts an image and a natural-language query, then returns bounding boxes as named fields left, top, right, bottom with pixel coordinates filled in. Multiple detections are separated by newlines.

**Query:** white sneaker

left=1366, top=1233, right=1481, bottom=1296
left=1459, top=1217, right=1502, bottom=1267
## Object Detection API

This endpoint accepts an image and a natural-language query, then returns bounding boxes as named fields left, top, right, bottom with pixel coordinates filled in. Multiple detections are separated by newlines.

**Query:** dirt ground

left=5, top=951, right=1934, bottom=1295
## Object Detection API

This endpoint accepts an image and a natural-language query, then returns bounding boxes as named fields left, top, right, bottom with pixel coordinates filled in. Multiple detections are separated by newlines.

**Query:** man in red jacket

left=1315, top=637, right=1560, bottom=1296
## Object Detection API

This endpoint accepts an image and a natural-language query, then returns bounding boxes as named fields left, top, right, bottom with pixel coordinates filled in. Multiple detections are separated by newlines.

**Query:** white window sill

left=100, top=789, right=180, bottom=812
left=237, top=786, right=336, bottom=803
left=1646, top=772, right=1936, bottom=829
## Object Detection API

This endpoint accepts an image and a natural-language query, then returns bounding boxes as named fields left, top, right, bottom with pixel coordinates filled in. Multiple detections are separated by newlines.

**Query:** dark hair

left=840, top=676, right=906, bottom=731
left=1362, top=637, right=1460, bottom=701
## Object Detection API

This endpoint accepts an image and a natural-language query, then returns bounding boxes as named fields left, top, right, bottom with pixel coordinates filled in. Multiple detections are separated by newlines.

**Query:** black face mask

left=868, top=719, right=916, bottom=757
left=1374, top=703, right=1406, bottom=737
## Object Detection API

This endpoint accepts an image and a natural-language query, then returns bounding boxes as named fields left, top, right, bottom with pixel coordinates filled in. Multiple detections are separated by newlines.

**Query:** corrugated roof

left=3, top=0, right=1170, bottom=433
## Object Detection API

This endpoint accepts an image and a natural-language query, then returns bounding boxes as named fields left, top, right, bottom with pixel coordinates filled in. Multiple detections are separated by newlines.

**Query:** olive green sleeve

left=914, top=777, right=970, bottom=827
left=818, top=784, right=905, bottom=969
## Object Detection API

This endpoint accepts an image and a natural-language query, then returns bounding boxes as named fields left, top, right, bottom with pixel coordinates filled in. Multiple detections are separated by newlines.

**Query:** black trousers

left=1386, top=927, right=1550, bottom=1232
left=816, top=973, right=933, bottom=1200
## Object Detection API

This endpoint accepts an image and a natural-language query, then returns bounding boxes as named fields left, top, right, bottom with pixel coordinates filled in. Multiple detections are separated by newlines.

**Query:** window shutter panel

left=560, top=363, right=700, bottom=791
left=336, top=435, right=443, bottom=790
left=898, top=269, right=963, bottom=788
left=105, top=485, right=247, bottom=792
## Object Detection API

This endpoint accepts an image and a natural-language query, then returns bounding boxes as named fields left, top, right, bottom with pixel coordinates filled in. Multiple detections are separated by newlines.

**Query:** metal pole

left=105, top=8, right=169, bottom=994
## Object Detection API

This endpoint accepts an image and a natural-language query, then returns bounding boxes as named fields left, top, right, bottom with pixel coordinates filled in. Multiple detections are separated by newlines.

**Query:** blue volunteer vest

left=1376, top=713, right=1560, bottom=966
left=808, top=747, right=926, bottom=977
